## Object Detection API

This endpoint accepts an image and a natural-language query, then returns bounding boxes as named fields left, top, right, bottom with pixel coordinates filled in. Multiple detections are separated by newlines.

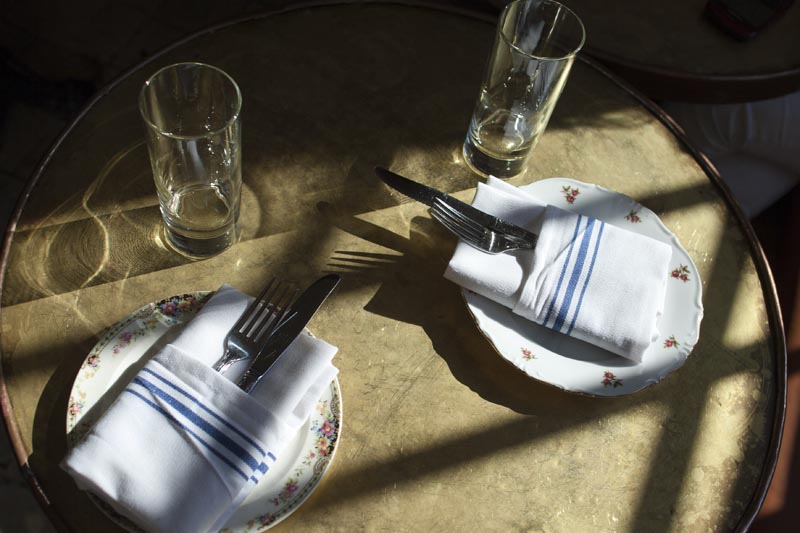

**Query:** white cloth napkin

left=62, top=285, right=338, bottom=533
left=445, top=177, right=672, bottom=362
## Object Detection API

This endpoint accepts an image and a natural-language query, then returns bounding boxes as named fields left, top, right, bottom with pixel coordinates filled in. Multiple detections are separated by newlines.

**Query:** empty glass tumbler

left=463, top=0, right=585, bottom=178
left=139, top=62, right=242, bottom=258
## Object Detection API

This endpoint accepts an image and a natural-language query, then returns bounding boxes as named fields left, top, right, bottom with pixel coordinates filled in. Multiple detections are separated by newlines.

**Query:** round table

left=567, top=0, right=800, bottom=102
left=0, top=1, right=786, bottom=531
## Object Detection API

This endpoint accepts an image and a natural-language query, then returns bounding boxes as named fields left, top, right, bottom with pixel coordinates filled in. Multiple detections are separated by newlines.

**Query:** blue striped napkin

left=62, top=286, right=338, bottom=533
left=63, top=348, right=276, bottom=532
left=513, top=204, right=671, bottom=361
left=445, top=178, right=672, bottom=362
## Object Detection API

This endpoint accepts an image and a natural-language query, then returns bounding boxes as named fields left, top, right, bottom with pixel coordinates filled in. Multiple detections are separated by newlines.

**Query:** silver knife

left=374, top=166, right=538, bottom=244
left=236, top=274, right=340, bottom=393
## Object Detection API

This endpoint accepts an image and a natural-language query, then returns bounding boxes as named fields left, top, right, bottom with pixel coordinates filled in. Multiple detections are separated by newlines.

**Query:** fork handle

left=212, top=349, right=239, bottom=373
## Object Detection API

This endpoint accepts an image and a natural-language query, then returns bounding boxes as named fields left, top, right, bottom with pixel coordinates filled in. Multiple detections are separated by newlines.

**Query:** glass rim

left=138, top=62, right=242, bottom=139
left=500, top=0, right=586, bottom=62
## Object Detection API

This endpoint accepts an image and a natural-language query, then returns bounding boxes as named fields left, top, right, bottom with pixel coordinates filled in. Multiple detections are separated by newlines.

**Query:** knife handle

left=236, top=347, right=284, bottom=393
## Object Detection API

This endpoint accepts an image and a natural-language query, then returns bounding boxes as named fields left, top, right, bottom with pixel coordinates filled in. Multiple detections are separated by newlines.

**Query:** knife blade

left=374, top=166, right=538, bottom=244
left=236, top=274, right=341, bottom=393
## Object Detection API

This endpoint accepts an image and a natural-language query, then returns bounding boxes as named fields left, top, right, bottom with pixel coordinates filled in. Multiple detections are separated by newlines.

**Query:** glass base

left=462, top=135, right=528, bottom=179
left=163, top=222, right=238, bottom=259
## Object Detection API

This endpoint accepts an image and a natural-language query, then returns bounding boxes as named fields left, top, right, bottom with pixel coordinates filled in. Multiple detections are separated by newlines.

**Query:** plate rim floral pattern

left=463, top=178, right=704, bottom=397
left=65, top=292, right=342, bottom=531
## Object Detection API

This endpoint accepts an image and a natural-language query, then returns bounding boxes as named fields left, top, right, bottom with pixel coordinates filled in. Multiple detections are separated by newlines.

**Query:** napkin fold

left=62, top=285, right=338, bottom=533
left=445, top=178, right=672, bottom=362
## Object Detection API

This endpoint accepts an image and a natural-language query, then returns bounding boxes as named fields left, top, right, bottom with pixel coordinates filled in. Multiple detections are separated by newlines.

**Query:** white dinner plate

left=66, top=292, right=342, bottom=531
left=463, top=178, right=703, bottom=396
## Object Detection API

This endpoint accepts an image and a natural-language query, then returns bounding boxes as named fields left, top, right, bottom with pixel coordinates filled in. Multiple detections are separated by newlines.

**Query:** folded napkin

left=62, top=285, right=338, bottom=533
left=445, top=178, right=672, bottom=362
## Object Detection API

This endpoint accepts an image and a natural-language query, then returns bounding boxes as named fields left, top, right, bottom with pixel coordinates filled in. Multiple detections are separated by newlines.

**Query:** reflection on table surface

left=0, top=2, right=784, bottom=532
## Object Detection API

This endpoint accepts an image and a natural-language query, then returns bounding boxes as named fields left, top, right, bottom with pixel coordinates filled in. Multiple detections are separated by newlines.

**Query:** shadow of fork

left=316, top=199, right=588, bottom=415
left=327, top=250, right=401, bottom=278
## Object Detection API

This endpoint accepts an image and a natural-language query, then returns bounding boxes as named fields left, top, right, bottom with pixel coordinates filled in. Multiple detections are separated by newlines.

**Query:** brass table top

left=0, top=1, right=785, bottom=531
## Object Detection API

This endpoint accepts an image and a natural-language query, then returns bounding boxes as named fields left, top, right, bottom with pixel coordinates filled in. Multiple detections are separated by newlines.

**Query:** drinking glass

left=463, top=0, right=585, bottom=178
left=139, top=62, right=242, bottom=258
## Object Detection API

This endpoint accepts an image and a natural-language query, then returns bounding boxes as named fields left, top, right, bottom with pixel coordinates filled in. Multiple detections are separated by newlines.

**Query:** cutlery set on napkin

left=63, top=278, right=340, bottom=533
left=376, top=167, right=673, bottom=363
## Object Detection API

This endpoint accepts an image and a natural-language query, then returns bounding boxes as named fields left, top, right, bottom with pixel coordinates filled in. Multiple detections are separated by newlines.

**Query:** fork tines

left=430, top=197, right=535, bottom=255
left=211, top=278, right=299, bottom=373
left=432, top=198, right=485, bottom=238
left=430, top=198, right=487, bottom=249
left=239, top=279, right=299, bottom=342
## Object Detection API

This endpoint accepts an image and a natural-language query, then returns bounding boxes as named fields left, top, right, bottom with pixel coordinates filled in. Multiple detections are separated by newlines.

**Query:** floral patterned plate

left=65, top=292, right=342, bottom=531
left=463, top=178, right=703, bottom=396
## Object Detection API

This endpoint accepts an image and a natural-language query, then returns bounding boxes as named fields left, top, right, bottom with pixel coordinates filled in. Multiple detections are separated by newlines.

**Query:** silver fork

left=430, top=197, right=537, bottom=254
left=211, top=279, right=299, bottom=373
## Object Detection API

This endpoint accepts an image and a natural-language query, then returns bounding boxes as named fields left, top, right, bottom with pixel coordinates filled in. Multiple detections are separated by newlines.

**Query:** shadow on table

left=15, top=176, right=777, bottom=532
left=320, top=200, right=602, bottom=415
left=25, top=335, right=118, bottom=530
left=316, top=195, right=776, bottom=531
left=23, top=306, right=204, bottom=530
